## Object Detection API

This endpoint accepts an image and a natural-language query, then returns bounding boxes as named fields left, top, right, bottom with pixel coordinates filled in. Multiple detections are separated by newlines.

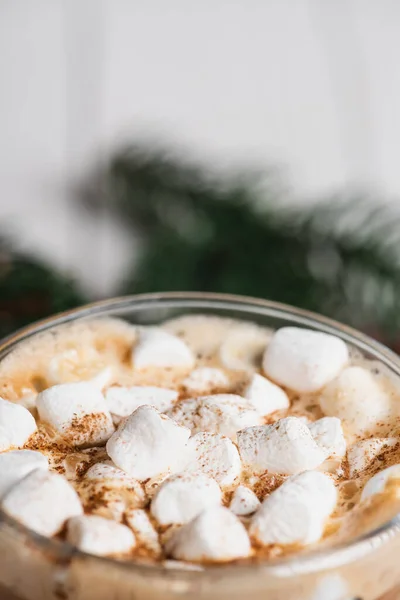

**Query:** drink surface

left=0, top=314, right=399, bottom=571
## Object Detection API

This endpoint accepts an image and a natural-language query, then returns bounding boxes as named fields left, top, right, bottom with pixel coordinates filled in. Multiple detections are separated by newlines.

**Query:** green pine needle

left=0, top=244, right=86, bottom=338
left=108, top=145, right=400, bottom=343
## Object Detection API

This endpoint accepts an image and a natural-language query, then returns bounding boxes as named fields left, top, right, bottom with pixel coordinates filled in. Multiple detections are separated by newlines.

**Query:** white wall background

left=1, top=0, right=400, bottom=297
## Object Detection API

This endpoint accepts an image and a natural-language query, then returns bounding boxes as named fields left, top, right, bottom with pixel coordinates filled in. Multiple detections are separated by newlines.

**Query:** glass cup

left=0, top=292, right=399, bottom=600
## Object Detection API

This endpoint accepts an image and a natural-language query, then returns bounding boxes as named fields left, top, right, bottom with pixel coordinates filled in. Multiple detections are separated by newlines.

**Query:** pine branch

left=0, top=242, right=86, bottom=337
left=106, top=145, right=400, bottom=344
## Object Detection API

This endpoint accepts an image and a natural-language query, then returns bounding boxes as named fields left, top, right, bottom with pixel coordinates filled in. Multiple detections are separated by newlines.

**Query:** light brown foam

left=2, top=314, right=400, bottom=570
left=0, top=318, right=138, bottom=401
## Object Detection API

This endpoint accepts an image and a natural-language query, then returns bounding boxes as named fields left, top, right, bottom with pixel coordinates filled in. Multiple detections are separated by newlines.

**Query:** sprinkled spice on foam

left=1, top=315, right=399, bottom=565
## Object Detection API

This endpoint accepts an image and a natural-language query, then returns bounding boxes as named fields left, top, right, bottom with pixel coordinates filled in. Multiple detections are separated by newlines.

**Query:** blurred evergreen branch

left=0, top=241, right=85, bottom=338
left=106, top=145, right=400, bottom=347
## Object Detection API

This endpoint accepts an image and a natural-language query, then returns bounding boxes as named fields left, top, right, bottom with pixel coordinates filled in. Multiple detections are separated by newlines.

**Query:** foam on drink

left=0, top=314, right=399, bottom=568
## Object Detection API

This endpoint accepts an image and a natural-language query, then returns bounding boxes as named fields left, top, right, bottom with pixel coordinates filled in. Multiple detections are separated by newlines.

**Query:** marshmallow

left=125, top=508, right=161, bottom=555
left=347, top=438, right=398, bottom=477
left=2, top=469, right=83, bottom=536
left=243, top=373, right=290, bottom=416
left=106, top=405, right=191, bottom=480
left=67, top=515, right=136, bottom=556
left=91, top=367, right=113, bottom=391
left=36, top=382, right=114, bottom=447
left=166, top=506, right=251, bottom=562
left=86, top=460, right=137, bottom=485
left=229, top=485, right=260, bottom=516
left=0, top=450, right=48, bottom=499
left=182, top=368, right=229, bottom=394
left=89, top=495, right=126, bottom=522
left=150, top=473, right=222, bottom=525
left=167, top=394, right=262, bottom=439
left=297, top=416, right=311, bottom=425
left=0, top=398, right=37, bottom=451
left=250, top=471, right=337, bottom=546
left=237, top=417, right=326, bottom=475
left=132, top=328, right=194, bottom=369
left=263, top=327, right=348, bottom=393
left=319, top=366, right=392, bottom=435
left=361, top=464, right=400, bottom=502
left=184, top=432, right=241, bottom=487
left=220, top=324, right=271, bottom=371
left=85, top=461, right=146, bottom=505
left=308, top=417, right=346, bottom=458
left=106, top=386, right=178, bottom=419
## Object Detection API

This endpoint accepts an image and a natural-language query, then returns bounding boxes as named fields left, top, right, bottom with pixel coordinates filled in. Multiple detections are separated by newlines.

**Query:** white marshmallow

left=36, top=382, right=114, bottom=447
left=89, top=496, right=126, bottom=522
left=91, top=367, right=113, bottom=391
left=67, top=515, right=136, bottom=556
left=125, top=508, right=161, bottom=555
left=243, top=373, right=290, bottom=416
left=347, top=438, right=398, bottom=478
left=86, top=460, right=137, bottom=485
left=319, top=366, right=392, bottom=435
left=167, top=394, right=262, bottom=439
left=150, top=473, right=222, bottom=525
left=250, top=471, right=337, bottom=546
left=0, top=450, right=48, bottom=499
left=0, top=397, right=37, bottom=451
left=2, top=469, right=83, bottom=536
left=237, top=417, right=326, bottom=475
left=182, top=368, right=229, bottom=394
left=361, top=463, right=400, bottom=502
left=132, top=328, right=195, bottom=369
left=166, top=506, right=251, bottom=562
left=263, top=327, right=348, bottom=393
left=297, top=415, right=311, bottom=425
left=85, top=461, right=146, bottom=505
left=106, top=405, right=191, bottom=480
left=308, top=417, right=346, bottom=458
left=220, top=324, right=271, bottom=371
left=184, top=432, right=241, bottom=487
left=229, top=485, right=260, bottom=516
left=106, top=386, right=178, bottom=418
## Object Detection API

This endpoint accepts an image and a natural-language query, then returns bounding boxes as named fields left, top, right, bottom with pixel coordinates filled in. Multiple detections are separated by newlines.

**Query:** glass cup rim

left=1, top=290, right=400, bottom=581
